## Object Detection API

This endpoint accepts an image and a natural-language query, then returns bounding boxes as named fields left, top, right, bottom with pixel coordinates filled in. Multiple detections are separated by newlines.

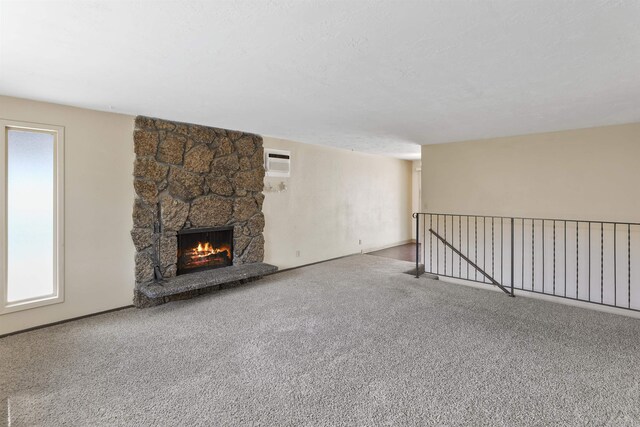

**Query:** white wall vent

left=264, top=149, right=291, bottom=177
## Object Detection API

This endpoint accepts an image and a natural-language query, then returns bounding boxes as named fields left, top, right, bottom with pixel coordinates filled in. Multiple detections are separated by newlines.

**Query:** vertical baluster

left=501, top=217, right=503, bottom=284
left=436, top=215, right=440, bottom=275
left=588, top=221, right=591, bottom=302
left=415, top=214, right=420, bottom=278
left=444, top=215, right=447, bottom=276
left=491, top=217, right=495, bottom=279
left=484, top=217, right=487, bottom=283
left=429, top=214, right=432, bottom=273
left=510, top=217, right=515, bottom=296
left=451, top=216, right=454, bottom=276
left=576, top=221, right=579, bottom=299
left=522, top=219, right=524, bottom=290
left=614, top=223, right=617, bottom=306
left=458, top=216, right=462, bottom=278
left=542, top=220, right=545, bottom=293
left=466, top=216, right=470, bottom=280
left=475, top=216, right=478, bottom=281
left=601, top=222, right=604, bottom=304
left=564, top=221, right=567, bottom=297
left=553, top=221, right=556, bottom=295
left=532, top=219, right=535, bottom=291
left=422, top=215, right=426, bottom=273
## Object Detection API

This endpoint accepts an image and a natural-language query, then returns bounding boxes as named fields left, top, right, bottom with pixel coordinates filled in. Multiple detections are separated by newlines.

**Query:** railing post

left=510, top=217, right=515, bottom=297
left=415, top=213, right=420, bottom=278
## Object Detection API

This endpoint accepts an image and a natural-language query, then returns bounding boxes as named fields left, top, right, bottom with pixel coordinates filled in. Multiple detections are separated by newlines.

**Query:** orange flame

left=191, top=242, right=231, bottom=258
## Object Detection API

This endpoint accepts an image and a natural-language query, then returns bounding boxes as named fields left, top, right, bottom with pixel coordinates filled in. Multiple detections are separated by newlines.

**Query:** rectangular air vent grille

left=264, top=149, right=291, bottom=177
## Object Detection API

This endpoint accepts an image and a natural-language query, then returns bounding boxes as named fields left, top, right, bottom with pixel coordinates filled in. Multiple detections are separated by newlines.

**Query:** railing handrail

left=413, top=212, right=640, bottom=227
left=413, top=211, right=639, bottom=312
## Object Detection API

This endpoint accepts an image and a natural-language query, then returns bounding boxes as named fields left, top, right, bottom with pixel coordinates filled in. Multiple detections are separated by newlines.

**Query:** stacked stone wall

left=131, top=116, right=265, bottom=288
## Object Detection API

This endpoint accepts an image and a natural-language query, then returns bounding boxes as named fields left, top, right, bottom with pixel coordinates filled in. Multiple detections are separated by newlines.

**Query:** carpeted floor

left=367, top=242, right=418, bottom=262
left=1, top=255, right=640, bottom=426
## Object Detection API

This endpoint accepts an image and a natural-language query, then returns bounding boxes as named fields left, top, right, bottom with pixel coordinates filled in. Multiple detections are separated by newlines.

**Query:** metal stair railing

left=413, top=212, right=640, bottom=312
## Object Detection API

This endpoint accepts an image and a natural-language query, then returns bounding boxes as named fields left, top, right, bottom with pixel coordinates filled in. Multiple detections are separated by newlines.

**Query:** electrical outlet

left=296, top=250, right=300, bottom=257
left=358, top=239, right=362, bottom=245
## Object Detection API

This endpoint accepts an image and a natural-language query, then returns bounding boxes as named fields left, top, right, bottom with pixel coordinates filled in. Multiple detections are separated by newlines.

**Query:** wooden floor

left=367, top=243, right=418, bottom=263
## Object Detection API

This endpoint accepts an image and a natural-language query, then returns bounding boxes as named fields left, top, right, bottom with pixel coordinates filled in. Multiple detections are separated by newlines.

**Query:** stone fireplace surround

left=131, top=116, right=276, bottom=307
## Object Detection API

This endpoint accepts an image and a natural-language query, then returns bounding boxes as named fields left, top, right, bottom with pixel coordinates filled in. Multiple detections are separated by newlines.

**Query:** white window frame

left=0, top=119, right=65, bottom=314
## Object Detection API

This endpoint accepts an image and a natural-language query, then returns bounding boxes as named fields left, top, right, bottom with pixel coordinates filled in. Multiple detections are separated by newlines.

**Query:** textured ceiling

left=1, top=1, right=640, bottom=159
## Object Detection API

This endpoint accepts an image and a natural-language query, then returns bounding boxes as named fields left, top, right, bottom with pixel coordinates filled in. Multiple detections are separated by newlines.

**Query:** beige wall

left=0, top=97, right=413, bottom=334
left=4, top=96, right=633, bottom=333
left=262, top=137, right=413, bottom=269
left=0, top=96, right=135, bottom=335
left=421, top=123, right=640, bottom=222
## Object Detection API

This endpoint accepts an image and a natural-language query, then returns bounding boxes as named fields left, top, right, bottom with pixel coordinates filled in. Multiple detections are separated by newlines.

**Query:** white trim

left=0, top=119, right=65, bottom=315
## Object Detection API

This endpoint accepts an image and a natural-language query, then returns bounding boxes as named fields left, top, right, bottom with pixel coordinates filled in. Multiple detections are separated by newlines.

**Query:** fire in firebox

left=184, top=242, right=232, bottom=268
left=177, top=227, right=234, bottom=275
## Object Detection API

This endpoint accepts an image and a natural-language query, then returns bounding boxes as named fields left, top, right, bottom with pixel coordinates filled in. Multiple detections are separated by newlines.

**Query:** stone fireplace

left=131, top=116, right=276, bottom=307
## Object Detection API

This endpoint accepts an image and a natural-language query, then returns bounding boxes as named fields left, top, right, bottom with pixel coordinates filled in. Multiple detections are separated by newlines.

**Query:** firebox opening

left=177, top=226, right=233, bottom=275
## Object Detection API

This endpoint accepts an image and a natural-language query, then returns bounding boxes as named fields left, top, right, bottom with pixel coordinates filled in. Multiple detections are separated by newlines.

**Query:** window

left=0, top=120, right=64, bottom=314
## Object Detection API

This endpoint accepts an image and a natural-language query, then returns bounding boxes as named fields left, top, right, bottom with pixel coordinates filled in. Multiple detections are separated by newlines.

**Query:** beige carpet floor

left=1, top=254, right=640, bottom=426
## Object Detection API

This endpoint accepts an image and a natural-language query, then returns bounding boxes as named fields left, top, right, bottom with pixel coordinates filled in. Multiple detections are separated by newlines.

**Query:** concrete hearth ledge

left=139, top=263, right=278, bottom=298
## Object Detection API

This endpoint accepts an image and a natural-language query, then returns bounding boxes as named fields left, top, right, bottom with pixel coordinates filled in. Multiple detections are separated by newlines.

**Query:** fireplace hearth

left=177, top=227, right=233, bottom=275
